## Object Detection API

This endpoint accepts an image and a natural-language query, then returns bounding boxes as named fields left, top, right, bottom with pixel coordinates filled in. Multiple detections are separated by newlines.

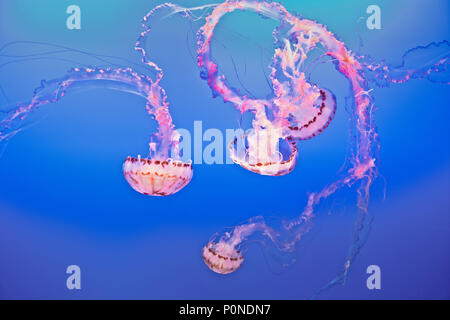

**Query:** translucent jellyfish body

left=123, top=156, right=193, bottom=196
left=201, top=219, right=280, bottom=275
left=229, top=129, right=298, bottom=176
left=202, top=242, right=244, bottom=274
left=189, top=0, right=388, bottom=276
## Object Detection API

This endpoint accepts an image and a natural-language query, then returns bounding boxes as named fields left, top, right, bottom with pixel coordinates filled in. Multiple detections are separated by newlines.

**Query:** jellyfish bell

left=229, top=128, right=298, bottom=176
left=202, top=219, right=271, bottom=274
left=202, top=241, right=244, bottom=275
left=283, top=87, right=337, bottom=141
left=123, top=155, right=193, bottom=196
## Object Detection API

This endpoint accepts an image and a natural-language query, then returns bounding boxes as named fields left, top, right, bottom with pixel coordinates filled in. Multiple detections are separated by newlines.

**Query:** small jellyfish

left=281, top=87, right=337, bottom=141
left=123, top=156, right=193, bottom=196
left=202, top=241, right=244, bottom=274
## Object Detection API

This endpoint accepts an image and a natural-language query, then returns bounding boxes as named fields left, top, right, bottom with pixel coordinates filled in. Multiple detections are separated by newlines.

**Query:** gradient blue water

left=0, top=0, right=449, bottom=299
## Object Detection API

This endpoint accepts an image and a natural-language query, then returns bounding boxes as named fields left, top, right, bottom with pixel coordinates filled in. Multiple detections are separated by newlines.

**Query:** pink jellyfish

left=123, top=155, right=193, bottom=196
left=201, top=219, right=276, bottom=274
left=228, top=132, right=298, bottom=176
left=202, top=242, right=244, bottom=274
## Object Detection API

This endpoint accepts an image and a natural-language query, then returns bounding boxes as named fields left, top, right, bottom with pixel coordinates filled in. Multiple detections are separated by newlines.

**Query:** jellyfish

left=184, top=0, right=382, bottom=279
left=202, top=215, right=307, bottom=275
left=202, top=242, right=244, bottom=274
left=142, top=0, right=449, bottom=286
left=0, top=66, right=193, bottom=196
left=123, top=155, right=193, bottom=196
